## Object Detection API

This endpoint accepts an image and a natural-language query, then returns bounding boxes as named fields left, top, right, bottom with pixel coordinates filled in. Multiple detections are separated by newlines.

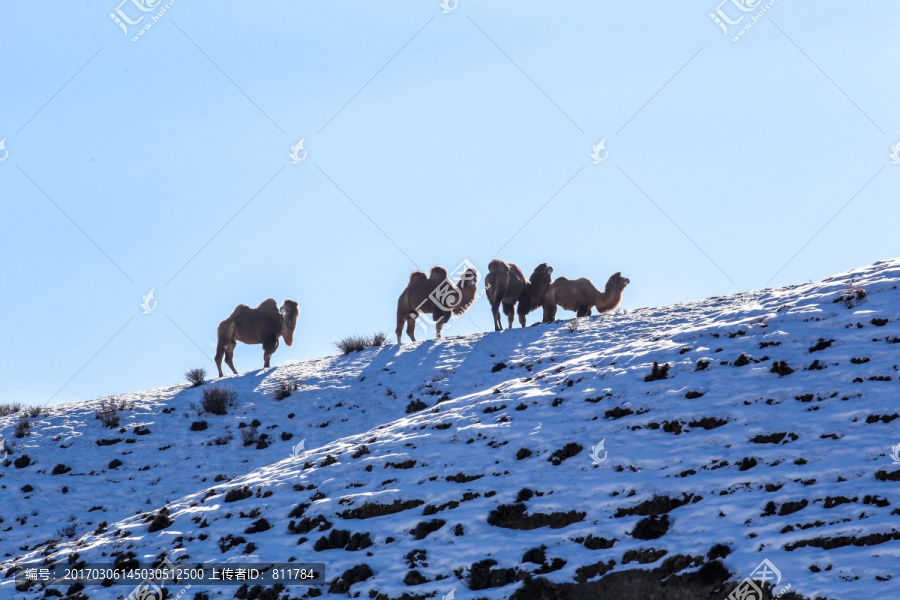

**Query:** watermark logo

left=126, top=556, right=190, bottom=600
left=729, top=558, right=790, bottom=600
left=291, top=438, right=306, bottom=460
left=110, top=0, right=156, bottom=35
left=111, top=0, right=181, bottom=42
left=889, top=142, right=900, bottom=165
left=128, top=581, right=162, bottom=600
left=0, top=138, right=8, bottom=164
left=710, top=0, right=776, bottom=42
left=728, top=577, right=762, bottom=600
left=439, top=0, right=457, bottom=13
left=429, top=276, right=468, bottom=312
left=709, top=0, right=757, bottom=34
left=0, top=436, right=7, bottom=462
left=289, top=139, right=307, bottom=164
left=441, top=588, right=456, bottom=600
left=750, top=559, right=781, bottom=585
left=590, top=138, right=608, bottom=164
left=410, top=259, right=480, bottom=338
left=890, top=442, right=900, bottom=465
left=412, top=311, right=442, bottom=340
left=589, top=439, right=608, bottom=465
left=140, top=288, right=157, bottom=314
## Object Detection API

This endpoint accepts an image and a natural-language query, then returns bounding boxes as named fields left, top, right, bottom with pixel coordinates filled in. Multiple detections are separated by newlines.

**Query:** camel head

left=280, top=300, right=300, bottom=346
left=530, top=263, right=553, bottom=284
left=451, top=268, right=479, bottom=316
left=457, top=267, right=479, bottom=290
left=606, top=272, right=631, bottom=293
left=526, top=263, right=554, bottom=303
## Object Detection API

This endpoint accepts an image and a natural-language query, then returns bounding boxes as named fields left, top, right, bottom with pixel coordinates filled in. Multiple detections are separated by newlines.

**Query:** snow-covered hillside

left=4, top=259, right=900, bottom=600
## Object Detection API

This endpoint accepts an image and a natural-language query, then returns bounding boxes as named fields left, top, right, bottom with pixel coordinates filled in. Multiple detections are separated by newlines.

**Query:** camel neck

left=596, top=287, right=623, bottom=313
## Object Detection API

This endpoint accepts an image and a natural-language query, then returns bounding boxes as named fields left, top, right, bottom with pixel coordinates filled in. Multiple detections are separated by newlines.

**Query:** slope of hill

left=4, top=260, right=900, bottom=600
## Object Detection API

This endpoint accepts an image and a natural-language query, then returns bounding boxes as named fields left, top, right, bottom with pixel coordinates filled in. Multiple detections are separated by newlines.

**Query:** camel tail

left=486, top=260, right=507, bottom=305
left=485, top=271, right=497, bottom=304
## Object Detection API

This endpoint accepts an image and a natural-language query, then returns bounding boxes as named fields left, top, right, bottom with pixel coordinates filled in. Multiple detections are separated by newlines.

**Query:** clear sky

left=1, top=1, right=897, bottom=406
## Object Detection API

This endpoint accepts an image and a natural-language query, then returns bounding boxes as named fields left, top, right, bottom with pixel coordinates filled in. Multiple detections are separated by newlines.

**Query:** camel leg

left=406, top=314, right=417, bottom=342
left=517, top=299, right=530, bottom=328
left=491, top=296, right=506, bottom=331
left=491, top=300, right=503, bottom=331
left=542, top=300, right=557, bottom=323
left=215, top=343, right=226, bottom=377
left=502, top=301, right=516, bottom=329
left=263, top=336, right=279, bottom=368
left=434, top=311, right=447, bottom=339
left=490, top=279, right=509, bottom=331
left=224, top=344, right=237, bottom=375
left=576, top=307, right=591, bottom=318
left=395, top=318, right=404, bottom=344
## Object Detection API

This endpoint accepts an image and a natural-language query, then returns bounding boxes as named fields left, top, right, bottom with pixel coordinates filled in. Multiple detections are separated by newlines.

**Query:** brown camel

left=396, top=266, right=479, bottom=343
left=517, top=263, right=554, bottom=326
left=215, top=299, right=300, bottom=377
left=542, top=272, right=630, bottom=322
left=485, top=260, right=553, bottom=330
left=485, top=259, right=525, bottom=331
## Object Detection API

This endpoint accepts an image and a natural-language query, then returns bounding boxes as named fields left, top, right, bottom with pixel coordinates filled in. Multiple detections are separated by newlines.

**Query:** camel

left=542, top=272, right=630, bottom=322
left=485, top=260, right=553, bottom=330
left=518, top=263, right=554, bottom=326
left=215, top=299, right=299, bottom=377
left=396, top=266, right=479, bottom=343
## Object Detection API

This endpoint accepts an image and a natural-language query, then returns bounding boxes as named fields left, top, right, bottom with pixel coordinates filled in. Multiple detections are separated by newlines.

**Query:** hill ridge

left=4, top=259, right=900, bottom=599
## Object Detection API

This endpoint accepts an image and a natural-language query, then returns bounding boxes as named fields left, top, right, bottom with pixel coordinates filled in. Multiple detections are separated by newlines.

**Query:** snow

left=3, top=259, right=900, bottom=599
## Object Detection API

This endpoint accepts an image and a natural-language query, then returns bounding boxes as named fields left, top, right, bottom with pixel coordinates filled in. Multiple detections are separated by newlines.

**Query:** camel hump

left=561, top=277, right=594, bottom=291
left=488, top=259, right=509, bottom=275
left=257, top=298, right=278, bottom=311
left=408, top=271, right=428, bottom=285
left=227, top=303, right=252, bottom=318
left=429, top=266, right=448, bottom=281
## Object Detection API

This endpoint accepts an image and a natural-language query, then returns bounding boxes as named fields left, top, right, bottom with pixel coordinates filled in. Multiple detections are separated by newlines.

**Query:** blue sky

left=1, top=1, right=897, bottom=406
